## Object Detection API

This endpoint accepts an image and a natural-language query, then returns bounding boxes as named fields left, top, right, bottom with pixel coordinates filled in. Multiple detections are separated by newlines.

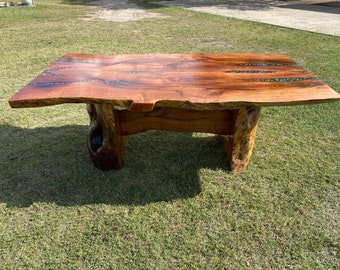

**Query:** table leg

left=87, top=104, right=127, bottom=170
left=222, top=107, right=261, bottom=172
left=86, top=104, right=260, bottom=172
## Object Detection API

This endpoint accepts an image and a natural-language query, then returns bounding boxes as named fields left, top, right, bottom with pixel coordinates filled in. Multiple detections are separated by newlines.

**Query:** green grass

left=0, top=0, right=339, bottom=268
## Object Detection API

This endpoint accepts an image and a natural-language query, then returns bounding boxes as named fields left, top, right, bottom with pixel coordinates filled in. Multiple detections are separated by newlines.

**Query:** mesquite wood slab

left=9, top=53, right=340, bottom=172
left=9, top=53, right=340, bottom=110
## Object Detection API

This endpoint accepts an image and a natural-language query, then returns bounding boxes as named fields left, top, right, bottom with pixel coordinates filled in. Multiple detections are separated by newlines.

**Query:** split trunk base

left=87, top=104, right=261, bottom=172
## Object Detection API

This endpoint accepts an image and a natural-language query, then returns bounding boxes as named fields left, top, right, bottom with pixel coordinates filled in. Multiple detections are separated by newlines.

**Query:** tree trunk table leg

left=222, top=107, right=261, bottom=172
left=87, top=104, right=127, bottom=170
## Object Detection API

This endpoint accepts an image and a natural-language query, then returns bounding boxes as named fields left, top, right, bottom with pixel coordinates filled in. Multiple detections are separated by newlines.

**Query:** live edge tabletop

left=9, top=53, right=340, bottom=172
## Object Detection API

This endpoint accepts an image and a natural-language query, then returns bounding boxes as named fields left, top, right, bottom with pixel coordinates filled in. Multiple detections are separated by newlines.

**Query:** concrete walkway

left=154, top=0, right=340, bottom=36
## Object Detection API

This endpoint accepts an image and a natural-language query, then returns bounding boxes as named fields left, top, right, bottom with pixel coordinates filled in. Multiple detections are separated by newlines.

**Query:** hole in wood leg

left=90, top=128, right=103, bottom=153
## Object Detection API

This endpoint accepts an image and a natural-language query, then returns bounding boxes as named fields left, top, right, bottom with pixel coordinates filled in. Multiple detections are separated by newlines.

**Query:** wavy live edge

left=8, top=53, right=340, bottom=172
left=8, top=98, right=340, bottom=112
left=8, top=53, right=340, bottom=110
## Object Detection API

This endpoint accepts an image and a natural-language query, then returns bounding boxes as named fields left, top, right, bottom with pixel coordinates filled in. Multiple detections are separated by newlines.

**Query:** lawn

left=0, top=0, right=339, bottom=269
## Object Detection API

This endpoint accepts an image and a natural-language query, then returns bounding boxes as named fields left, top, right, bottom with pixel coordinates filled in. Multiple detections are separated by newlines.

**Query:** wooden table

left=9, top=53, right=340, bottom=172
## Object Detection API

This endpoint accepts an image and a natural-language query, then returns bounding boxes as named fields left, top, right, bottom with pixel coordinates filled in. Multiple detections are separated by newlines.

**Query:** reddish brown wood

left=8, top=53, right=340, bottom=172
left=222, top=107, right=261, bottom=172
left=9, top=53, right=340, bottom=110
left=87, top=104, right=127, bottom=170
left=115, top=107, right=236, bottom=136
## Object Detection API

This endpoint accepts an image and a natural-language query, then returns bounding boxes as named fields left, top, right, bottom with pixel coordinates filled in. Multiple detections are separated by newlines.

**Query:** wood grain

left=9, top=53, right=340, bottom=111
left=115, top=107, right=236, bottom=135
left=87, top=104, right=127, bottom=170
left=222, top=107, right=261, bottom=172
left=8, top=53, right=340, bottom=172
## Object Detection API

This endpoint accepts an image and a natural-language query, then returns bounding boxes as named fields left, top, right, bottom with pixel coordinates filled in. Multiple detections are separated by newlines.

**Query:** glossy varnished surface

left=9, top=53, right=340, bottom=111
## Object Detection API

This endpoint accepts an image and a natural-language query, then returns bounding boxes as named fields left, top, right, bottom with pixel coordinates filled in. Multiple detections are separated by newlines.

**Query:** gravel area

left=81, top=0, right=169, bottom=22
